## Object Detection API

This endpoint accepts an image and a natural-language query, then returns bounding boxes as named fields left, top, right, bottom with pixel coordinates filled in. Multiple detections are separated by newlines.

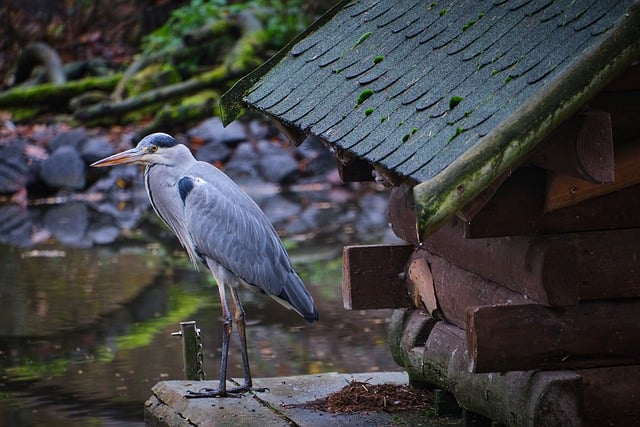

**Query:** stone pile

left=0, top=117, right=391, bottom=248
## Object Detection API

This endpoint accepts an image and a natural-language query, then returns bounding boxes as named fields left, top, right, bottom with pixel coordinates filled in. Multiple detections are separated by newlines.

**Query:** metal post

left=171, top=321, right=205, bottom=381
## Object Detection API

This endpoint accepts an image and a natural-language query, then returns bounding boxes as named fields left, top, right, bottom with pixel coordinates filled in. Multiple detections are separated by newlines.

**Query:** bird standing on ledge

left=91, top=132, right=318, bottom=397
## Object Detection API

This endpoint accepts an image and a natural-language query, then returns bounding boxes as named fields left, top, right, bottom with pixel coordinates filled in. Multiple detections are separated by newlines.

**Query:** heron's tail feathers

left=272, top=271, right=319, bottom=323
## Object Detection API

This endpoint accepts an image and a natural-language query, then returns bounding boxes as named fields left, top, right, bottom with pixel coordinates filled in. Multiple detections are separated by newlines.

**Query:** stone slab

left=144, top=371, right=462, bottom=427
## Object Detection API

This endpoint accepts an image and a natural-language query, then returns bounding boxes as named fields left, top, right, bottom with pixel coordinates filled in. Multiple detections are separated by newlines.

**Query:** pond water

left=0, top=193, right=403, bottom=426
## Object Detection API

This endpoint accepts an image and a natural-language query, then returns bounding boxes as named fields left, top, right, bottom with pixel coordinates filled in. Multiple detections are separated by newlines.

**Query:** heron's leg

left=186, top=282, right=237, bottom=398
left=226, top=286, right=267, bottom=394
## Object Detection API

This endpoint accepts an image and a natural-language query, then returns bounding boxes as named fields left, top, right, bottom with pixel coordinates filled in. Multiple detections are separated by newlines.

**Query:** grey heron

left=91, top=132, right=318, bottom=397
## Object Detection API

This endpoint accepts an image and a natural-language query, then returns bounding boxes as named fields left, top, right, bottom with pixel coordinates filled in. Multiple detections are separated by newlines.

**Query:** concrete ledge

left=144, top=371, right=454, bottom=426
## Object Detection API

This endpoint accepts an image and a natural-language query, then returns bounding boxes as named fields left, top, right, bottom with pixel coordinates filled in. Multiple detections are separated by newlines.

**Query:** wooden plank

left=579, top=365, right=640, bottom=427
left=467, top=301, right=640, bottom=373
left=401, top=319, right=584, bottom=426
left=531, top=111, right=614, bottom=183
left=427, top=217, right=578, bottom=306
left=409, top=250, right=529, bottom=329
left=545, top=140, right=640, bottom=212
left=342, top=244, right=413, bottom=310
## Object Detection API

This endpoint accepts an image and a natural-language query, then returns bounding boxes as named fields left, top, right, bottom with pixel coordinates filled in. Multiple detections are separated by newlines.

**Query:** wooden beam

left=342, top=244, right=414, bottom=310
left=545, top=140, right=640, bottom=212
left=427, top=217, right=578, bottom=306
left=407, top=250, right=529, bottom=328
left=467, top=301, right=640, bottom=373
left=579, top=365, right=640, bottom=426
left=531, top=111, right=614, bottom=184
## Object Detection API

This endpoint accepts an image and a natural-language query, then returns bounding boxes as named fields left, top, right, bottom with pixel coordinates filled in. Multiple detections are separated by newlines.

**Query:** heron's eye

left=149, top=145, right=158, bottom=153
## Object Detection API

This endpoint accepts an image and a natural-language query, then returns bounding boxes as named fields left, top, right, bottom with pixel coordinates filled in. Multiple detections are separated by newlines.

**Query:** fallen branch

left=74, top=65, right=231, bottom=122
left=12, top=42, right=66, bottom=86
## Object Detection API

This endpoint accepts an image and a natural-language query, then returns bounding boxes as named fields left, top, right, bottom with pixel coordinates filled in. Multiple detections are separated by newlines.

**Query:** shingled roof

left=222, top=0, right=640, bottom=237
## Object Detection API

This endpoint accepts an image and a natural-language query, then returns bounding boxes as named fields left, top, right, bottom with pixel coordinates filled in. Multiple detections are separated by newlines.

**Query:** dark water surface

left=0, top=228, right=401, bottom=426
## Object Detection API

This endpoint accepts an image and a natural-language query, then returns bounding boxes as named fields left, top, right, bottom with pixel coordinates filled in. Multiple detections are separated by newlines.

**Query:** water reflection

left=0, top=228, right=400, bottom=426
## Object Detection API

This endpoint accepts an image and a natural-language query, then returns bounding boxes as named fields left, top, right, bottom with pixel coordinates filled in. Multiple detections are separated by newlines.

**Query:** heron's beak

left=90, top=147, right=144, bottom=168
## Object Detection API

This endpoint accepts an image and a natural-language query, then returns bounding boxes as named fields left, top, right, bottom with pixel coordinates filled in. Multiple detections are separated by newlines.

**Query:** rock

left=87, top=214, right=121, bottom=245
left=80, top=135, right=115, bottom=165
left=260, top=195, right=302, bottom=227
left=248, top=118, right=279, bottom=140
left=194, top=139, right=231, bottom=164
left=355, top=193, right=389, bottom=236
left=223, top=142, right=260, bottom=181
left=43, top=202, right=89, bottom=247
left=0, top=139, right=29, bottom=193
left=298, top=135, right=337, bottom=178
left=188, top=117, right=247, bottom=146
left=257, top=141, right=299, bottom=184
left=0, top=205, right=37, bottom=247
left=39, top=145, right=86, bottom=190
left=48, top=128, right=87, bottom=152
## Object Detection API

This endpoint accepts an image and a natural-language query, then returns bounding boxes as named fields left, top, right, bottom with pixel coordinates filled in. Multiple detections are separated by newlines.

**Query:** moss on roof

left=222, top=0, right=640, bottom=238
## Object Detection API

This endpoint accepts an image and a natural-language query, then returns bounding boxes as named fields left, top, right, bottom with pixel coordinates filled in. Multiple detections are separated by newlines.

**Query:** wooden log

left=574, top=228, right=640, bottom=300
left=388, top=308, right=438, bottom=375
left=467, top=301, right=640, bottom=373
left=463, top=170, right=640, bottom=237
left=544, top=140, right=640, bottom=212
left=388, top=183, right=420, bottom=244
left=460, top=166, right=546, bottom=238
left=426, top=217, right=578, bottom=306
left=531, top=111, right=614, bottom=184
left=407, top=249, right=529, bottom=329
left=407, top=319, right=584, bottom=426
left=405, top=253, right=438, bottom=315
left=579, top=365, right=640, bottom=427
left=538, top=182, right=640, bottom=233
left=342, top=244, right=413, bottom=310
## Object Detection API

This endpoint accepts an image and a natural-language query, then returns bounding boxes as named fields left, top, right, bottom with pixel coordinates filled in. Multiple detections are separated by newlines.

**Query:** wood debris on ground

left=290, top=380, right=433, bottom=414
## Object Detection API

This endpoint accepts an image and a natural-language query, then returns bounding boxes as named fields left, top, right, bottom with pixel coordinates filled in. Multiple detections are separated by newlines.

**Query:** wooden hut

left=221, top=0, right=640, bottom=425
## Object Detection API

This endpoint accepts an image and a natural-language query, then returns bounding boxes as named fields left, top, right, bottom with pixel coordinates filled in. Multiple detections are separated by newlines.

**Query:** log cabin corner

left=220, top=1, right=640, bottom=425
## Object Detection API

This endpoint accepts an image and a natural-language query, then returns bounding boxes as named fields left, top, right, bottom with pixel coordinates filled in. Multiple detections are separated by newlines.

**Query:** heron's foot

left=185, top=387, right=243, bottom=398
left=228, top=384, right=269, bottom=395
left=185, top=384, right=269, bottom=399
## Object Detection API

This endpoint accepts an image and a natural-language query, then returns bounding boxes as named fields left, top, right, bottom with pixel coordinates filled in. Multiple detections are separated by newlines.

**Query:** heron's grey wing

left=178, top=174, right=318, bottom=321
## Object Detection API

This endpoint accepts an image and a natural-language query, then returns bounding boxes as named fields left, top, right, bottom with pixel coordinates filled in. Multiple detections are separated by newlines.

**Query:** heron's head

left=91, top=133, right=189, bottom=168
